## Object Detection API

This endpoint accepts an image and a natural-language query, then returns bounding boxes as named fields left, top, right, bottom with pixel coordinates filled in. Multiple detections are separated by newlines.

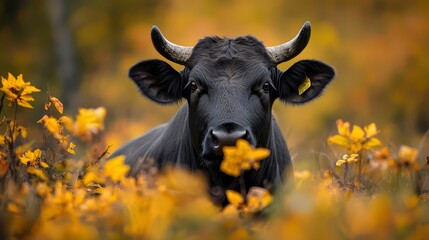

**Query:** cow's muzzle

left=202, top=122, right=255, bottom=160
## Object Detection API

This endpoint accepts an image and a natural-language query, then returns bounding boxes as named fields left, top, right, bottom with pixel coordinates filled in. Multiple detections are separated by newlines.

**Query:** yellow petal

left=237, top=139, right=252, bottom=152
left=350, top=125, right=365, bottom=140
left=252, top=161, right=261, bottom=170
left=336, top=119, right=351, bottom=136
left=38, top=115, right=49, bottom=123
left=398, top=145, right=418, bottom=163
left=83, top=171, right=104, bottom=185
left=27, top=167, right=48, bottom=181
left=336, top=159, right=346, bottom=166
left=21, top=85, right=41, bottom=95
left=223, top=204, right=239, bottom=216
left=7, top=73, right=17, bottom=84
left=241, top=161, right=252, bottom=170
left=50, top=96, right=64, bottom=114
left=364, top=137, right=382, bottom=149
left=247, top=187, right=273, bottom=209
left=19, top=94, right=35, bottom=102
left=249, top=148, right=270, bottom=161
left=220, top=160, right=241, bottom=177
left=103, top=155, right=129, bottom=181
left=347, top=156, right=359, bottom=163
left=17, top=100, right=33, bottom=109
left=59, top=116, right=74, bottom=131
left=43, top=117, right=62, bottom=139
left=40, top=161, right=49, bottom=169
left=327, top=135, right=350, bottom=148
left=225, top=190, right=244, bottom=206
left=34, top=149, right=42, bottom=158
left=364, top=123, right=378, bottom=138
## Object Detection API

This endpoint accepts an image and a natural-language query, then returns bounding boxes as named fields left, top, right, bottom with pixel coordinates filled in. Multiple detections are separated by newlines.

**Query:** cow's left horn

left=151, top=26, right=193, bottom=65
left=266, top=21, right=311, bottom=64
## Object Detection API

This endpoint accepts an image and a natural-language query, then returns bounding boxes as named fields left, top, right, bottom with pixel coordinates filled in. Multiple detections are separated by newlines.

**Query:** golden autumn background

left=2, top=0, right=429, bottom=153
left=1, top=0, right=429, bottom=239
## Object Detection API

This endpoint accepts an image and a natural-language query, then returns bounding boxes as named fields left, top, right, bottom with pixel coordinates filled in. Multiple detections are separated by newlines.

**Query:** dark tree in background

left=46, top=0, right=80, bottom=107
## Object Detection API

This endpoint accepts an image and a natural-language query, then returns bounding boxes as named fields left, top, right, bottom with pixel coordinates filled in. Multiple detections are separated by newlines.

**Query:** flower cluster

left=223, top=187, right=273, bottom=215
left=328, top=119, right=381, bottom=154
left=0, top=73, right=40, bottom=108
left=327, top=119, right=422, bottom=192
left=220, top=139, right=270, bottom=177
left=1, top=73, right=428, bottom=239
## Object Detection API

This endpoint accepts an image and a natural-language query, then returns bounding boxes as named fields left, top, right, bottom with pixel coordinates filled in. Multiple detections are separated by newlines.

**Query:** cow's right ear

left=276, top=60, right=335, bottom=105
left=129, top=59, right=183, bottom=104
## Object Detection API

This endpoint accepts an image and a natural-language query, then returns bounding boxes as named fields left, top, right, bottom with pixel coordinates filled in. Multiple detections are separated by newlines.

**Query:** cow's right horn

left=266, top=21, right=311, bottom=64
left=151, top=26, right=193, bottom=65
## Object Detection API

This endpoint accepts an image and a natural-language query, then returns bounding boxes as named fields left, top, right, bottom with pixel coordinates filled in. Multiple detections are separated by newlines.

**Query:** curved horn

left=151, top=26, right=193, bottom=65
left=266, top=21, right=311, bottom=64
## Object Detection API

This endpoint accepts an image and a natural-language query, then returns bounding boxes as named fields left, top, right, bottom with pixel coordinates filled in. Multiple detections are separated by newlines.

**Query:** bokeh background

left=1, top=0, right=428, bottom=166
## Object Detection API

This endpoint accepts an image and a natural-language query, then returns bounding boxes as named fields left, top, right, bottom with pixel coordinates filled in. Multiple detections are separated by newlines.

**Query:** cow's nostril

left=242, top=130, right=250, bottom=140
left=212, top=129, right=246, bottom=147
left=211, top=130, right=219, bottom=146
left=206, top=123, right=255, bottom=158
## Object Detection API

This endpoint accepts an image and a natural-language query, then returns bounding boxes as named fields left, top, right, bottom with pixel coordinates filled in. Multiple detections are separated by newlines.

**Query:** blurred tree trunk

left=46, top=0, right=79, bottom=108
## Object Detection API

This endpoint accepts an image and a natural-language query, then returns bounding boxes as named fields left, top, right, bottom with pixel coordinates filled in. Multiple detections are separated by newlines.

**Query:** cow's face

left=186, top=56, right=274, bottom=165
left=128, top=23, right=335, bottom=171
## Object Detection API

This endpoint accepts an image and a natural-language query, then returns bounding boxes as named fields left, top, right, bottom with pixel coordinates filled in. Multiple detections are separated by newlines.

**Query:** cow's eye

left=190, top=81, right=198, bottom=92
left=262, top=82, right=270, bottom=92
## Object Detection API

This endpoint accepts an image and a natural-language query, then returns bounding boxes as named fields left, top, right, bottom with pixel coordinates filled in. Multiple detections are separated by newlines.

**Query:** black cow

left=110, top=22, right=335, bottom=203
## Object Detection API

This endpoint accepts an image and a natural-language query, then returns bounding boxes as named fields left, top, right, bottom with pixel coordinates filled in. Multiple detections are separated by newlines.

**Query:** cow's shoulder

left=109, top=105, right=196, bottom=175
left=110, top=123, right=168, bottom=173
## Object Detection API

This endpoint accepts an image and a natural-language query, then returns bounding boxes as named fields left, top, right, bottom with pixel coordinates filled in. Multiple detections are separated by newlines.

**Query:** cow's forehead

left=187, top=35, right=274, bottom=68
left=189, top=59, right=270, bottom=88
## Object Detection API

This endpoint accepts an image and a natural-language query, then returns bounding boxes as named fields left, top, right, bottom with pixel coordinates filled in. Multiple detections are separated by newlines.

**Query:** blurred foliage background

left=1, top=0, right=428, bottom=164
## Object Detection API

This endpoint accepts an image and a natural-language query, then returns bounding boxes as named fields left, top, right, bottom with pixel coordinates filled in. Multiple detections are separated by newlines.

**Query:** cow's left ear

left=276, top=60, right=335, bottom=104
left=129, top=59, right=184, bottom=104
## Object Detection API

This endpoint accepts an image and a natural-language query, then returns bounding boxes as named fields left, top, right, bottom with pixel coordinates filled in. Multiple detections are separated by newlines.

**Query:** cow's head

left=129, top=22, right=335, bottom=173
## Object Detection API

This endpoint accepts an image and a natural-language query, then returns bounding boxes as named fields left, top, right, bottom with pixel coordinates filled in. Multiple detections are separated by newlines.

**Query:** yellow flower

left=19, top=149, right=42, bottom=166
left=0, top=73, right=40, bottom=108
left=220, top=139, right=270, bottom=177
left=223, top=187, right=273, bottom=215
left=223, top=190, right=244, bottom=216
left=243, top=187, right=273, bottom=213
left=396, top=145, right=419, bottom=170
left=336, top=153, right=359, bottom=167
left=59, top=116, right=74, bottom=132
left=38, top=115, right=63, bottom=140
left=74, top=107, right=106, bottom=142
left=27, top=166, right=48, bottom=181
left=83, top=170, right=105, bottom=185
left=371, top=147, right=395, bottom=170
left=103, top=155, right=130, bottom=182
left=67, top=142, right=76, bottom=155
left=328, top=120, right=382, bottom=153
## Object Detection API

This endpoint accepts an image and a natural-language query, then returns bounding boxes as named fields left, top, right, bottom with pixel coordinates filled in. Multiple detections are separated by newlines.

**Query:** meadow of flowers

left=0, top=73, right=428, bottom=239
